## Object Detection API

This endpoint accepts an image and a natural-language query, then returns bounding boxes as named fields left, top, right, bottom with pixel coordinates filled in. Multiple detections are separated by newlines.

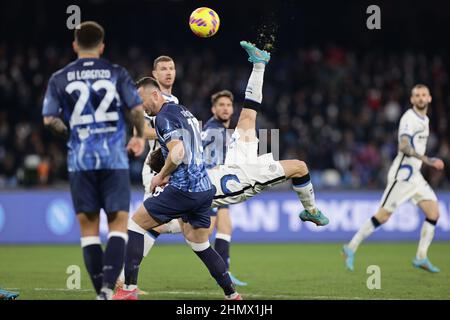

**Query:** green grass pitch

left=1, top=242, right=449, bottom=300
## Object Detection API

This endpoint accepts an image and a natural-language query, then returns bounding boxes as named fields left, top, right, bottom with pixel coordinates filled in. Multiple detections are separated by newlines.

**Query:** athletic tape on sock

left=425, top=218, right=438, bottom=226
left=216, top=233, right=231, bottom=242
left=108, top=231, right=128, bottom=242
left=292, top=173, right=311, bottom=187
left=371, top=216, right=382, bottom=228
left=190, top=241, right=211, bottom=252
left=80, top=236, right=101, bottom=248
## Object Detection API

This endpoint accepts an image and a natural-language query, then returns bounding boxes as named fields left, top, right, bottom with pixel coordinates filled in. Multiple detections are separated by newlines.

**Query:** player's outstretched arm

left=399, top=136, right=444, bottom=170
left=43, top=116, right=69, bottom=139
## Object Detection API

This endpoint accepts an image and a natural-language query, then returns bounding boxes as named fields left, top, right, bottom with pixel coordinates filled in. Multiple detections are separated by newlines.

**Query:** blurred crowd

left=1, top=43, right=449, bottom=189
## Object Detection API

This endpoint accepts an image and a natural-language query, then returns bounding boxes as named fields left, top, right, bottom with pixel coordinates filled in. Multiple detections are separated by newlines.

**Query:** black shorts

left=69, top=169, right=130, bottom=214
left=144, top=185, right=216, bottom=229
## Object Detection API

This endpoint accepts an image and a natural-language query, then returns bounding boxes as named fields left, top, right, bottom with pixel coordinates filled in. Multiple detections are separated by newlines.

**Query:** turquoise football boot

left=0, top=288, right=19, bottom=300
left=240, top=41, right=271, bottom=65
left=299, top=209, right=329, bottom=226
left=229, top=272, right=248, bottom=287
left=412, top=258, right=440, bottom=273
left=342, top=245, right=355, bottom=272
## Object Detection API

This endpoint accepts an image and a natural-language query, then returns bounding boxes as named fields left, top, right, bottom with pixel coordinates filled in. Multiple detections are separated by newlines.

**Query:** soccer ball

left=189, top=7, right=220, bottom=38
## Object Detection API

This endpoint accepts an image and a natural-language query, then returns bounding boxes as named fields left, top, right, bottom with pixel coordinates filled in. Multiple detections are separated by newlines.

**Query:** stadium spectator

left=1, top=44, right=449, bottom=188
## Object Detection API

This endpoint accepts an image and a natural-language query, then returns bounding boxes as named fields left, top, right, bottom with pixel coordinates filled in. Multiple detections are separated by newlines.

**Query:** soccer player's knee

left=296, top=160, right=309, bottom=176
left=429, top=210, right=440, bottom=221
left=153, top=224, right=166, bottom=234
left=376, top=211, right=391, bottom=224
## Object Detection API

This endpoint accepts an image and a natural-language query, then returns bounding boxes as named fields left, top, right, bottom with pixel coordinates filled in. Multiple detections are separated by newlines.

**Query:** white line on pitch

left=34, top=288, right=93, bottom=292
left=30, top=288, right=397, bottom=300
left=151, top=291, right=294, bottom=299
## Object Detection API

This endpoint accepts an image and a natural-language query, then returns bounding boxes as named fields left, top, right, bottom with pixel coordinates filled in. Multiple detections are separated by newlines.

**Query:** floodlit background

left=0, top=0, right=449, bottom=300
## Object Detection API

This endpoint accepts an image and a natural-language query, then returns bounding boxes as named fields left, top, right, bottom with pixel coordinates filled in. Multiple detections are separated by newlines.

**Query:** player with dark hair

left=114, top=42, right=329, bottom=299
left=42, top=21, right=146, bottom=300
left=140, top=56, right=181, bottom=229
left=114, top=76, right=242, bottom=301
left=116, top=56, right=181, bottom=293
left=343, top=84, right=445, bottom=272
left=146, top=43, right=328, bottom=224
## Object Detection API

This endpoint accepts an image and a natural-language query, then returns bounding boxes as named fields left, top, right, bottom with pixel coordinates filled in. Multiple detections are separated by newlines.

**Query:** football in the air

left=189, top=7, right=220, bottom=38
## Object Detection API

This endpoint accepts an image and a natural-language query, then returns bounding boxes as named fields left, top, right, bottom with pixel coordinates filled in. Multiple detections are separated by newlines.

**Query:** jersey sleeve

left=42, top=75, right=62, bottom=117
left=118, top=68, right=143, bottom=109
left=155, top=112, right=183, bottom=144
left=398, top=112, right=415, bottom=138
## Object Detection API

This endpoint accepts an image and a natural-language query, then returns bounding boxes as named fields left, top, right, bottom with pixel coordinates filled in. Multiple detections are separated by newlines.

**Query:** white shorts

left=142, top=163, right=154, bottom=201
left=380, top=174, right=437, bottom=212
left=209, top=131, right=286, bottom=207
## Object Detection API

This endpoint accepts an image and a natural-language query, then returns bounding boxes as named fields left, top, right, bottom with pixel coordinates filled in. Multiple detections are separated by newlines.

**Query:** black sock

left=214, top=239, right=230, bottom=270
left=124, top=230, right=144, bottom=286
left=292, top=173, right=311, bottom=187
left=243, top=99, right=261, bottom=112
left=425, top=218, right=438, bottom=226
left=193, top=246, right=235, bottom=296
left=82, top=244, right=104, bottom=295
left=148, top=229, right=160, bottom=239
left=371, top=216, right=381, bottom=228
left=102, top=234, right=127, bottom=290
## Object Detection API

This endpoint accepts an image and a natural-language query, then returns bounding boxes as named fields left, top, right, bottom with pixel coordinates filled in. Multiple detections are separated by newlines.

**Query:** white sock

left=118, top=268, right=125, bottom=283
left=416, top=220, right=436, bottom=260
left=348, top=219, right=377, bottom=252
left=143, top=233, right=156, bottom=257
left=292, top=181, right=317, bottom=213
left=100, top=287, right=113, bottom=300
left=245, top=63, right=265, bottom=103
left=124, top=284, right=137, bottom=291
left=216, top=233, right=231, bottom=242
left=189, top=241, right=211, bottom=252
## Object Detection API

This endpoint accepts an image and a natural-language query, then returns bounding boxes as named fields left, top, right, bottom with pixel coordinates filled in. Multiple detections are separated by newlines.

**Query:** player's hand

left=127, top=137, right=145, bottom=157
left=429, top=157, right=445, bottom=170
left=150, top=173, right=170, bottom=193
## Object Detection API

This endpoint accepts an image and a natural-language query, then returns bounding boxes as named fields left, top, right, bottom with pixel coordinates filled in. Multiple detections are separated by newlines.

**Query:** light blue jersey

left=42, top=58, right=142, bottom=172
left=155, top=103, right=213, bottom=192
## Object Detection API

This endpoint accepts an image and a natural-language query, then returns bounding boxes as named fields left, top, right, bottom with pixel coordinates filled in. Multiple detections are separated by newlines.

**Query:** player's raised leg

left=280, top=160, right=329, bottom=226
left=413, top=200, right=440, bottom=272
left=234, top=41, right=270, bottom=142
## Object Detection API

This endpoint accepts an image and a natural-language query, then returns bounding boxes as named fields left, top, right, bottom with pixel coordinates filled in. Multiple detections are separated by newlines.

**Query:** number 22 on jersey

left=66, top=80, right=118, bottom=128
